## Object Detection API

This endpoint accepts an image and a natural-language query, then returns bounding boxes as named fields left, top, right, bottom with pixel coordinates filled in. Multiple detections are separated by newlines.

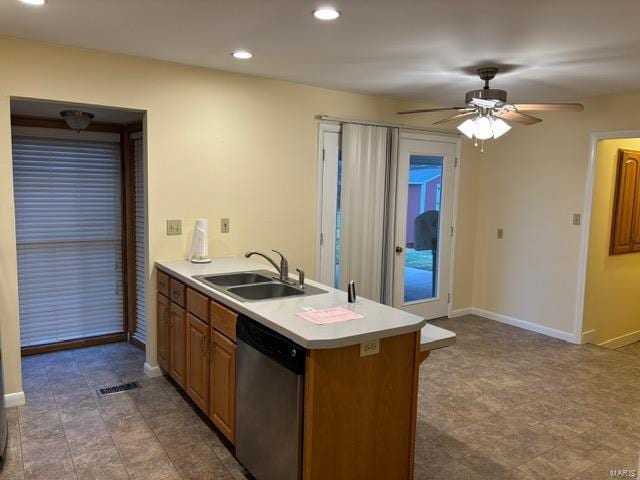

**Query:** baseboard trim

left=449, top=307, right=472, bottom=318
left=144, top=362, right=163, bottom=378
left=4, top=391, right=25, bottom=407
left=471, top=308, right=576, bottom=343
left=598, top=329, right=640, bottom=350
left=581, top=329, right=597, bottom=345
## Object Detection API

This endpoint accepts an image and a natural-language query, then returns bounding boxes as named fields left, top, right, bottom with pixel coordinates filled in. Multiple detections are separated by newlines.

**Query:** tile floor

left=1, top=316, right=639, bottom=479
left=416, top=317, right=640, bottom=479
left=0, top=342, right=247, bottom=480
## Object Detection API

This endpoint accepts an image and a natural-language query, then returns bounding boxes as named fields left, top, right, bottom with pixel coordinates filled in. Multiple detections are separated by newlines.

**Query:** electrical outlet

left=572, top=213, right=581, bottom=226
left=360, top=339, right=380, bottom=357
left=497, top=228, right=504, bottom=239
left=167, top=219, right=182, bottom=235
left=221, top=218, right=230, bottom=234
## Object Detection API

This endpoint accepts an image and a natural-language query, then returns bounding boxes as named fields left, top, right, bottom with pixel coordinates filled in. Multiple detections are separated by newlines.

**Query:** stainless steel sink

left=199, top=272, right=273, bottom=287
left=193, top=270, right=326, bottom=302
left=227, top=283, right=304, bottom=300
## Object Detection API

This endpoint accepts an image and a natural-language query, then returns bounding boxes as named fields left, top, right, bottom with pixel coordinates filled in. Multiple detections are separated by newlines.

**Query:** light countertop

left=156, top=257, right=455, bottom=351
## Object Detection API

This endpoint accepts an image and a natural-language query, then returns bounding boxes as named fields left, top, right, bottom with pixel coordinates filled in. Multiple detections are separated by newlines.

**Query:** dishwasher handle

left=237, top=315, right=306, bottom=375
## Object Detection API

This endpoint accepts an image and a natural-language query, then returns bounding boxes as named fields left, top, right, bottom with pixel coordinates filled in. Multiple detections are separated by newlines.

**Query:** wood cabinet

left=156, top=270, right=237, bottom=445
left=169, top=302, right=187, bottom=388
left=210, top=301, right=237, bottom=341
left=186, top=313, right=210, bottom=412
left=157, top=270, right=170, bottom=297
left=611, top=149, right=640, bottom=254
left=209, top=329, right=236, bottom=443
left=170, top=277, right=186, bottom=307
left=157, top=293, right=170, bottom=372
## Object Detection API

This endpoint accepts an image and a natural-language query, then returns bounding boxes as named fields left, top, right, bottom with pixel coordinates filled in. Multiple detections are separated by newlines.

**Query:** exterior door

left=393, top=134, right=457, bottom=319
left=317, top=125, right=342, bottom=288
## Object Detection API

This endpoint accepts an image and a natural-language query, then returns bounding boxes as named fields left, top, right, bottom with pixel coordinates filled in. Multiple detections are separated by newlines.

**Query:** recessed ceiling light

left=18, top=0, right=46, bottom=5
left=232, top=50, right=253, bottom=60
left=313, top=7, right=340, bottom=20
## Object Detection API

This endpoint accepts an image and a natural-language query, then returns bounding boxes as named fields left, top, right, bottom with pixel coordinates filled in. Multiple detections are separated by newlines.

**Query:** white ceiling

left=2, top=0, right=640, bottom=105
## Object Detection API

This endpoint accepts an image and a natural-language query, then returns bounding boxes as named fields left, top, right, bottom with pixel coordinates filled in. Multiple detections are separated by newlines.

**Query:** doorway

left=10, top=99, right=147, bottom=354
left=579, top=135, right=640, bottom=349
left=393, top=134, right=457, bottom=318
left=317, top=124, right=459, bottom=319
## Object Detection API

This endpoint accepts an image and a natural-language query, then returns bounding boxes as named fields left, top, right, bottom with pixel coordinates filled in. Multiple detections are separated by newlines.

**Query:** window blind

left=132, top=136, right=147, bottom=344
left=12, top=134, right=124, bottom=347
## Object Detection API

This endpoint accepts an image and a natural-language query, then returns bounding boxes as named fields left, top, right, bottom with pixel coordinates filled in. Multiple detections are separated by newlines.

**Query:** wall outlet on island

left=360, top=339, right=380, bottom=357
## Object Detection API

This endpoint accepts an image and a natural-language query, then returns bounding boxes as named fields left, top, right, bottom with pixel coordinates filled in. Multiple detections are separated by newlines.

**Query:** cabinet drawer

left=187, top=288, right=209, bottom=323
left=157, top=270, right=170, bottom=297
left=170, top=278, right=186, bottom=307
left=210, top=301, right=237, bottom=342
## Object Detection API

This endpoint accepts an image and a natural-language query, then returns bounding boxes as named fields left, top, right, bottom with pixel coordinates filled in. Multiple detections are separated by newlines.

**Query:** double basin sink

left=193, top=270, right=326, bottom=302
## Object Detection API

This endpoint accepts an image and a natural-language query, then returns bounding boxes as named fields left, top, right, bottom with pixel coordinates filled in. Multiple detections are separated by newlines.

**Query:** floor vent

left=96, top=381, right=141, bottom=397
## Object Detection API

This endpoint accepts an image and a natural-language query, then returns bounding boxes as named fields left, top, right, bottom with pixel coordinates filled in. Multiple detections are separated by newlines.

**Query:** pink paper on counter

left=296, top=307, right=364, bottom=325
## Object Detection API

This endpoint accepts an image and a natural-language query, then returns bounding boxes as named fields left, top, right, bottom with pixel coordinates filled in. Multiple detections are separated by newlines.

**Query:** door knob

left=395, top=246, right=403, bottom=253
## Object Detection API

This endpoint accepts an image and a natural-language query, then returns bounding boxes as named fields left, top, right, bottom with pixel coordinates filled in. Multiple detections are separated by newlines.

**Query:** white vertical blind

left=12, top=134, right=124, bottom=347
left=132, top=136, right=146, bottom=344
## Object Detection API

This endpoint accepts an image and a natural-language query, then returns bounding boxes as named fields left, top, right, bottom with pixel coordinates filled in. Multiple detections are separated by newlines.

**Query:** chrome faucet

left=296, top=268, right=305, bottom=289
left=245, top=249, right=289, bottom=282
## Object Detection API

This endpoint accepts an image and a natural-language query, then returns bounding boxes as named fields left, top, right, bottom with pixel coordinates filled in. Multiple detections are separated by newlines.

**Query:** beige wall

left=0, top=36, right=477, bottom=395
left=582, top=139, right=640, bottom=345
left=471, top=91, right=640, bottom=340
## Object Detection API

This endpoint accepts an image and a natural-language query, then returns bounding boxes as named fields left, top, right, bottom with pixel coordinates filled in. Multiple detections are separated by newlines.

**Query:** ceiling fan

left=398, top=67, right=583, bottom=144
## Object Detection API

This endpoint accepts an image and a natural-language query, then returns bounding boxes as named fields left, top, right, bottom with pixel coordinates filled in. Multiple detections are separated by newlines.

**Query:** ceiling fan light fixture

left=457, top=115, right=512, bottom=140
left=474, top=116, right=494, bottom=140
left=491, top=118, right=512, bottom=139
left=457, top=119, right=475, bottom=139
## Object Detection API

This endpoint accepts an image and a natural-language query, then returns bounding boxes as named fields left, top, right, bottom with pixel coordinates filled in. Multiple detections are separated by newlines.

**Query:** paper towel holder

left=189, top=219, right=212, bottom=264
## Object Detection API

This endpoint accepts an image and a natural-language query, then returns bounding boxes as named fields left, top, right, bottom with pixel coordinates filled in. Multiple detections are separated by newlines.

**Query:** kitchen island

left=155, top=257, right=455, bottom=480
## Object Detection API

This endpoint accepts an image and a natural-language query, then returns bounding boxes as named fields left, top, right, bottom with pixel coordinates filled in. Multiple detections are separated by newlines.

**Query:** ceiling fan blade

left=433, top=111, right=476, bottom=125
left=514, top=103, right=584, bottom=112
left=499, top=111, right=543, bottom=125
left=397, top=107, right=471, bottom=115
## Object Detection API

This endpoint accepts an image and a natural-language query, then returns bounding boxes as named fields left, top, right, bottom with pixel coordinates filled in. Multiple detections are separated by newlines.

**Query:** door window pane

left=404, top=155, right=443, bottom=303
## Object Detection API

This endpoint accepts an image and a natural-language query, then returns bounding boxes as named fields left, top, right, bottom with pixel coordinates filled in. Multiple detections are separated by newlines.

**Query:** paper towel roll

left=189, top=219, right=211, bottom=263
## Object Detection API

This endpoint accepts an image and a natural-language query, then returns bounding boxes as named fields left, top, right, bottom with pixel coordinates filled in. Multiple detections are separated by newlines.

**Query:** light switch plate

left=497, top=228, right=504, bottom=239
left=360, top=339, right=380, bottom=357
left=572, top=213, right=581, bottom=226
left=167, top=219, right=182, bottom=235
left=221, top=218, right=230, bottom=233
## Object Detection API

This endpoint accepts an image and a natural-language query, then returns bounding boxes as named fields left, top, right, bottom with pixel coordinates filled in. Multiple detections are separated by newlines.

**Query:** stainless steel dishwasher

left=236, top=315, right=305, bottom=480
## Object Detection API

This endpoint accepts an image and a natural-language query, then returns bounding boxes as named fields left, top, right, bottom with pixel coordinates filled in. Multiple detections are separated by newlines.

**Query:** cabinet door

left=611, top=149, right=640, bottom=254
left=209, top=329, right=236, bottom=444
left=186, top=313, right=209, bottom=412
left=157, top=293, right=170, bottom=372
left=169, top=302, right=187, bottom=388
